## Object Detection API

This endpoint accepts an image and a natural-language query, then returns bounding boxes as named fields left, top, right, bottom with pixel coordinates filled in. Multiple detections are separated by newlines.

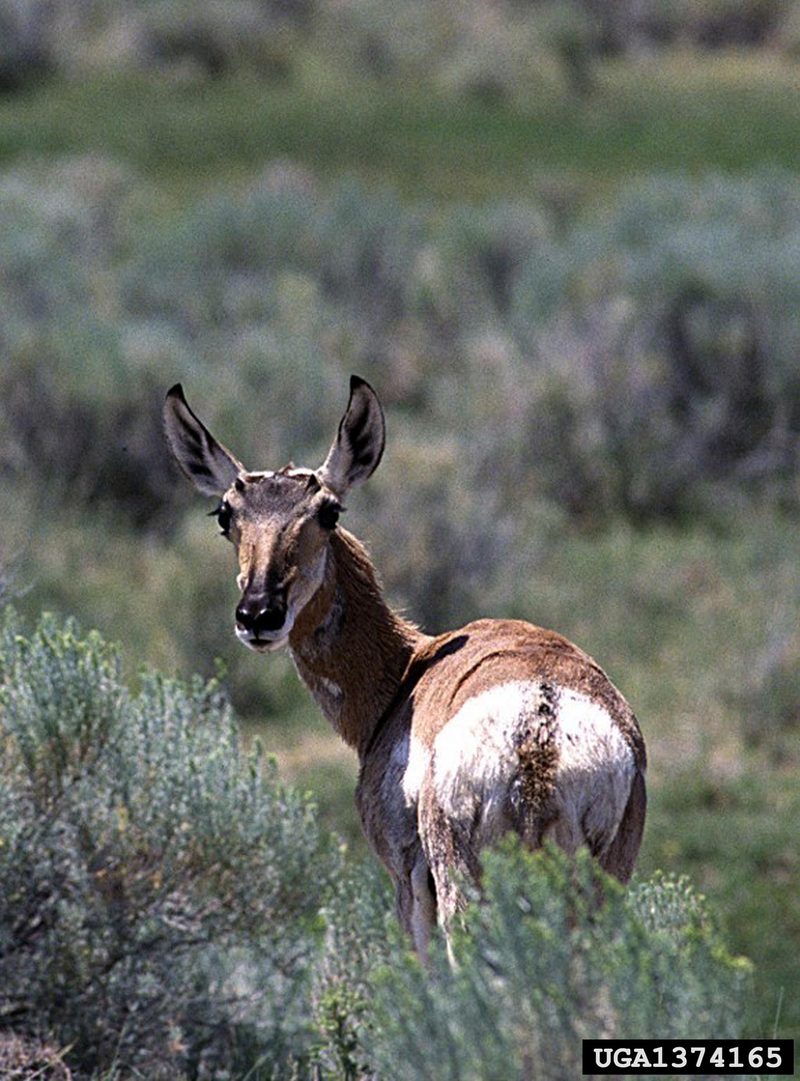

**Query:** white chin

left=235, top=628, right=290, bottom=653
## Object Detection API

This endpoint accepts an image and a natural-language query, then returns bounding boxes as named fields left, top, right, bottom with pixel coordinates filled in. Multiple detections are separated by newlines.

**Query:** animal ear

left=318, top=376, right=385, bottom=497
left=163, top=384, right=244, bottom=497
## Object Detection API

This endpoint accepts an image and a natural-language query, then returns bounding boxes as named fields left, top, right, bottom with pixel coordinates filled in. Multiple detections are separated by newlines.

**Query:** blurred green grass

left=645, top=770, right=799, bottom=1041
left=1, top=53, right=798, bottom=202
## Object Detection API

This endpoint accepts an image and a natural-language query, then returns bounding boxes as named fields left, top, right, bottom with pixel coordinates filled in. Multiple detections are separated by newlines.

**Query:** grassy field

left=1, top=53, right=798, bottom=203
left=1, top=45, right=798, bottom=1053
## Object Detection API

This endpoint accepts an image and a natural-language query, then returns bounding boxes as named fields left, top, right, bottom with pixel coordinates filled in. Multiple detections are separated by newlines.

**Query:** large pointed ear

left=318, top=376, right=385, bottom=497
left=163, top=384, right=244, bottom=497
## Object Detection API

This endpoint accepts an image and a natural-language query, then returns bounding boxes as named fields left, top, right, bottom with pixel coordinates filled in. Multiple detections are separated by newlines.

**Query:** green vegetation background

left=0, top=0, right=798, bottom=1065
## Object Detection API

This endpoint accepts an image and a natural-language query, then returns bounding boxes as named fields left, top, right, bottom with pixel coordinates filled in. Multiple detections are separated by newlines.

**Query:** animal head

left=163, top=375, right=385, bottom=652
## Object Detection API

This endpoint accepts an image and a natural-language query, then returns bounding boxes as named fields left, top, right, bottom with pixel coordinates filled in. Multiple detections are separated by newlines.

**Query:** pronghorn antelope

left=163, top=376, right=646, bottom=955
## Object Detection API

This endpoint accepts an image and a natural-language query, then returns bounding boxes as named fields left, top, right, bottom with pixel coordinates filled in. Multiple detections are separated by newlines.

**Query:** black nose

left=236, top=597, right=287, bottom=636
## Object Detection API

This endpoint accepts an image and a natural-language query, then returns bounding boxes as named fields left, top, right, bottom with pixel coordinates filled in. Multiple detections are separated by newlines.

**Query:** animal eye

left=317, top=501, right=341, bottom=530
left=211, top=500, right=233, bottom=536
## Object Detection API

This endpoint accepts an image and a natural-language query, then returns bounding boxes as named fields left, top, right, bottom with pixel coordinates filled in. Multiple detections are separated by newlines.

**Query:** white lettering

left=593, top=1049, right=613, bottom=1069
left=767, top=1047, right=782, bottom=1069
left=709, top=1047, right=725, bottom=1068
left=691, top=1046, right=706, bottom=1068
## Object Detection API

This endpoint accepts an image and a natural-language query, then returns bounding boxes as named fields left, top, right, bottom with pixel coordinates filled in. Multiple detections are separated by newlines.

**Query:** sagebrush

left=2, top=163, right=798, bottom=543
left=0, top=613, right=751, bottom=1079
left=0, top=610, right=338, bottom=1078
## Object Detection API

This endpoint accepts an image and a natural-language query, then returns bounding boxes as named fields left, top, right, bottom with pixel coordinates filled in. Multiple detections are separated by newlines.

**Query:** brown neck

left=288, top=528, right=428, bottom=757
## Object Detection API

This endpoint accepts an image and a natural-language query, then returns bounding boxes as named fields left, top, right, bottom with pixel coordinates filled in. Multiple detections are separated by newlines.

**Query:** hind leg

left=597, top=768, right=646, bottom=884
left=409, top=854, right=437, bottom=962
left=418, top=781, right=483, bottom=954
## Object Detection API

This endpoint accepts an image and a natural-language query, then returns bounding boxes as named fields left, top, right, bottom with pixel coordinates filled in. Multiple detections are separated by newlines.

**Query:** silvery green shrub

left=4, top=161, right=800, bottom=530
left=0, top=614, right=753, bottom=1080
left=366, top=843, right=751, bottom=1081
left=0, top=611, right=339, bottom=1079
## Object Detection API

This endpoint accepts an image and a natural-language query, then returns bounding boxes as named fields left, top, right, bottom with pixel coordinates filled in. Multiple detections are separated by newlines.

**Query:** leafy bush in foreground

left=0, top=611, right=338, bottom=1078
left=0, top=614, right=753, bottom=1079
left=366, top=843, right=750, bottom=1081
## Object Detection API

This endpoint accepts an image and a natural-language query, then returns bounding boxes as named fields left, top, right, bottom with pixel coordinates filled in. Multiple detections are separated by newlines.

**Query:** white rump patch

left=432, top=681, right=544, bottom=837
left=550, top=687, right=636, bottom=850
left=431, top=680, right=635, bottom=851
left=554, top=688, right=632, bottom=775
